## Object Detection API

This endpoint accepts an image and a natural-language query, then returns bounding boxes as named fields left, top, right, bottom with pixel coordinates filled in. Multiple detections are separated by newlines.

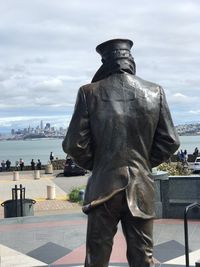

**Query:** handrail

left=184, top=202, right=200, bottom=267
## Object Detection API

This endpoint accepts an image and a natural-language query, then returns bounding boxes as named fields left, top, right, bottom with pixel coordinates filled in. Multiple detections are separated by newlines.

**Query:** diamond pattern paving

left=27, top=242, right=71, bottom=264
left=0, top=212, right=199, bottom=267
left=0, top=244, right=47, bottom=267
left=0, top=240, right=200, bottom=266
left=153, top=240, right=186, bottom=262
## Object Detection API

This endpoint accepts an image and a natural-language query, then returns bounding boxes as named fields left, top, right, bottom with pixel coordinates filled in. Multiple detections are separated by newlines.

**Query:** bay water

left=0, top=136, right=200, bottom=166
left=0, top=138, right=66, bottom=166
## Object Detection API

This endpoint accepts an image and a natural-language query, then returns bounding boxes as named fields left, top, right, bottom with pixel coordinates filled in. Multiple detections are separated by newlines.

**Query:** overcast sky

left=0, top=0, right=200, bottom=133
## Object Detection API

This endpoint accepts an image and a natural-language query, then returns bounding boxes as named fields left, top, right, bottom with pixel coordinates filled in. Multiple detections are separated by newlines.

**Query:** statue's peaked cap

left=96, top=39, right=133, bottom=59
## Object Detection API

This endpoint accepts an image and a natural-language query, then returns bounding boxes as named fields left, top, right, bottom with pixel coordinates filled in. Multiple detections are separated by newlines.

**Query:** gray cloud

left=0, top=0, right=200, bottom=132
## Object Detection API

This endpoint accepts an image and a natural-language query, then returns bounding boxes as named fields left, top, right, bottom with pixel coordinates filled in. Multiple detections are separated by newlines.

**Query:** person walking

left=1, top=160, right=6, bottom=171
left=180, top=149, right=185, bottom=164
left=15, top=160, right=19, bottom=171
left=183, top=149, right=188, bottom=165
left=193, top=147, right=199, bottom=158
left=49, top=152, right=54, bottom=162
left=31, top=159, right=35, bottom=170
left=6, top=159, right=11, bottom=171
left=19, top=158, right=24, bottom=171
left=37, top=159, right=42, bottom=170
left=63, top=39, right=180, bottom=267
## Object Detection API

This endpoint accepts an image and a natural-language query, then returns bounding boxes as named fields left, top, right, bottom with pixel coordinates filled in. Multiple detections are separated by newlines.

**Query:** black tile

left=48, top=265, right=129, bottom=267
left=27, top=242, right=71, bottom=264
left=45, top=264, right=183, bottom=267
left=109, top=264, right=128, bottom=266
left=154, top=240, right=186, bottom=262
left=46, top=264, right=184, bottom=267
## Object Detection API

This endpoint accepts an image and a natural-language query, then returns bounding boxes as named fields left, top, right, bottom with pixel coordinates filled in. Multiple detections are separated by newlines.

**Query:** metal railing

left=12, top=184, right=25, bottom=217
left=184, top=202, right=200, bottom=267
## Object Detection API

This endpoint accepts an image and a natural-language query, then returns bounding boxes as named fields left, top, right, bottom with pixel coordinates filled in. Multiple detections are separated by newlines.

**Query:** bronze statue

left=63, top=39, right=180, bottom=267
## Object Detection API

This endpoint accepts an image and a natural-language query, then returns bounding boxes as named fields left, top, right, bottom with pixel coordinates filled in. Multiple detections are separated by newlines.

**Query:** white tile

left=0, top=244, right=47, bottom=267
left=165, top=248, right=200, bottom=266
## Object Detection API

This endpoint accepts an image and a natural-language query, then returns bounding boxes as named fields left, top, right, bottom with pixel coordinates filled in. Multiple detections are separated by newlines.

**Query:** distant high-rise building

left=40, top=120, right=43, bottom=130
left=45, top=123, right=50, bottom=129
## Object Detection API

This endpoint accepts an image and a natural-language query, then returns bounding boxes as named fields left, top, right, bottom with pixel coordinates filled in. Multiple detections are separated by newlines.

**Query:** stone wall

left=51, top=159, right=65, bottom=170
left=2, top=154, right=197, bottom=172
left=154, top=172, right=200, bottom=219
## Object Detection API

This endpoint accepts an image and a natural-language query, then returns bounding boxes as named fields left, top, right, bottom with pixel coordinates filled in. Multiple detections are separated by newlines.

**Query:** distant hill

left=175, top=123, right=200, bottom=136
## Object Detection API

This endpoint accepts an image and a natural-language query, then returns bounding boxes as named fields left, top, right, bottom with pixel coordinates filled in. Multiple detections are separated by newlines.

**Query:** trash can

left=1, top=199, right=36, bottom=218
left=47, top=185, right=56, bottom=200
left=79, top=189, right=85, bottom=201
left=45, top=163, right=53, bottom=174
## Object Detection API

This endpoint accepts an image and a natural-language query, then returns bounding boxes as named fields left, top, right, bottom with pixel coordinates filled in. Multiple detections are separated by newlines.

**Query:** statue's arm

left=150, top=87, right=180, bottom=168
left=62, top=87, right=93, bottom=170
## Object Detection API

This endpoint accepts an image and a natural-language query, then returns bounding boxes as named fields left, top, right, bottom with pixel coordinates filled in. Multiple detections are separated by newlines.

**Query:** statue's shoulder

left=129, top=75, right=161, bottom=92
left=80, top=80, right=100, bottom=92
left=80, top=74, right=162, bottom=95
left=76, top=82, right=96, bottom=99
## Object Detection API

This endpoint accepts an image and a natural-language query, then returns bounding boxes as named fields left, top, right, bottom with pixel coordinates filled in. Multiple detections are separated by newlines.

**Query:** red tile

left=110, top=231, right=127, bottom=261
left=53, top=231, right=159, bottom=265
left=0, top=219, right=86, bottom=233
left=54, top=231, right=127, bottom=265
left=53, top=244, right=85, bottom=264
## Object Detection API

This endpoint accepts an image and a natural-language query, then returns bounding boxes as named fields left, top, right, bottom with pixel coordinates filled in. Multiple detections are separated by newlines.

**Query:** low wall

left=170, top=154, right=196, bottom=162
left=51, top=159, right=65, bottom=170
left=1, top=154, right=197, bottom=172
left=154, top=172, right=200, bottom=219
left=0, top=159, right=66, bottom=172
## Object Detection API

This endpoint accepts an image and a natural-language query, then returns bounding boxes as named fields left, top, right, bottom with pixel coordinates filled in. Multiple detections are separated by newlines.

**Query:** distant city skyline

left=0, top=119, right=68, bottom=135
left=0, top=116, right=71, bottom=134
left=10, top=120, right=66, bottom=133
left=0, top=120, right=67, bottom=140
left=2, top=119, right=200, bottom=136
left=0, top=1, right=200, bottom=131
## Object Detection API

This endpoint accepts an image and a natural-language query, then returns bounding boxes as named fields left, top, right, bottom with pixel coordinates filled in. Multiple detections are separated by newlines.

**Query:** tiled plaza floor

left=0, top=170, right=199, bottom=266
left=0, top=214, right=200, bottom=267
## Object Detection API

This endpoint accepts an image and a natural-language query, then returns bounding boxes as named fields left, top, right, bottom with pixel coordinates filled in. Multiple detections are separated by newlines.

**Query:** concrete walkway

left=0, top=169, right=89, bottom=219
left=0, top=213, right=199, bottom=266
left=0, top=170, right=199, bottom=266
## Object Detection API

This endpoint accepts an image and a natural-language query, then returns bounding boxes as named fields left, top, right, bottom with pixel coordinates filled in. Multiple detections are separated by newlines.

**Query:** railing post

left=184, top=202, right=200, bottom=267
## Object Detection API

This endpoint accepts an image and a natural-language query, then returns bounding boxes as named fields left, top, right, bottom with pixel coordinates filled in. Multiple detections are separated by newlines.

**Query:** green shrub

left=68, top=186, right=85, bottom=204
left=157, top=162, right=191, bottom=176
